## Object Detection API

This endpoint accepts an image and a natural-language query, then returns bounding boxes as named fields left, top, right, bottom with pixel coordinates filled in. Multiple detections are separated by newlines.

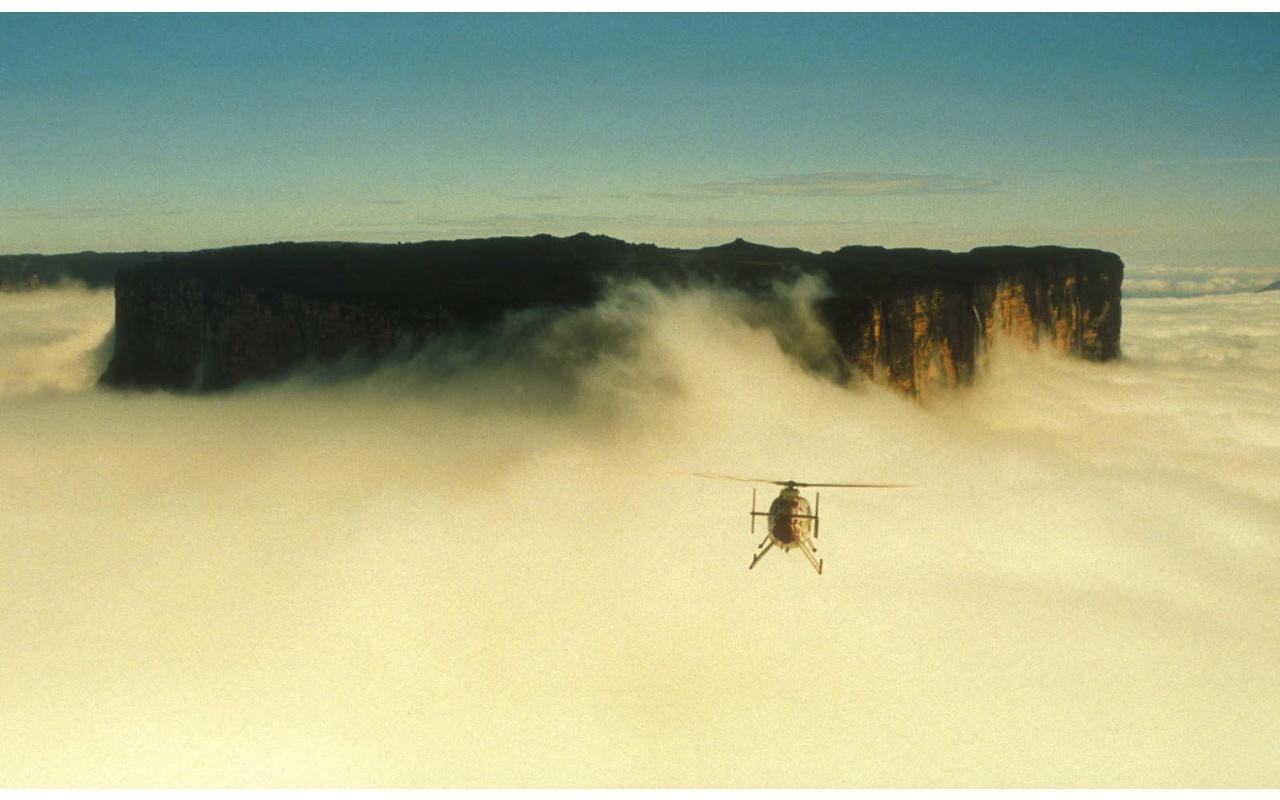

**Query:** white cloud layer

left=1, top=283, right=1277, bottom=786
left=1124, top=264, right=1280, bottom=297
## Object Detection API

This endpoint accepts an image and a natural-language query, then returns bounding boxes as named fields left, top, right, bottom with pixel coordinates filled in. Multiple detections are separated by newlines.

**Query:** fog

left=1, top=281, right=1278, bottom=786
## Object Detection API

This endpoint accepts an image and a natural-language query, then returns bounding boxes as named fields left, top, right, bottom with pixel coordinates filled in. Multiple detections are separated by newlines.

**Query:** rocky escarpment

left=0, top=250, right=177, bottom=291
left=101, top=234, right=1123, bottom=396
left=818, top=245, right=1122, bottom=394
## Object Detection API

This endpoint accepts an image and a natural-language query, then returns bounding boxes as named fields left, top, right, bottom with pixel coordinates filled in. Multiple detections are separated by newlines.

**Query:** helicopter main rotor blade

left=688, top=472, right=913, bottom=489
left=792, top=482, right=915, bottom=489
left=688, top=472, right=790, bottom=485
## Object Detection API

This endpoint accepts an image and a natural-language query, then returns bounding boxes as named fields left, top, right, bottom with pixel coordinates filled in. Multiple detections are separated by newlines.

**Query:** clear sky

left=2, top=13, right=1278, bottom=271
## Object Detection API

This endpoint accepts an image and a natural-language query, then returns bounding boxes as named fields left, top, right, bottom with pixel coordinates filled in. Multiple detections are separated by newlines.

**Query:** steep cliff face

left=107, top=267, right=455, bottom=389
left=815, top=249, right=1123, bottom=396
left=101, top=235, right=1123, bottom=395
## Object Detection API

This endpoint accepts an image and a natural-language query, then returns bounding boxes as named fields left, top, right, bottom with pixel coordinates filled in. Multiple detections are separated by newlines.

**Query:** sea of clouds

left=1123, top=263, right=1279, bottom=297
left=1, top=279, right=1277, bottom=786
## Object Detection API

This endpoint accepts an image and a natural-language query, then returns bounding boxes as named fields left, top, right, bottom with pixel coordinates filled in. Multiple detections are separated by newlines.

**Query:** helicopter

left=693, top=473, right=913, bottom=574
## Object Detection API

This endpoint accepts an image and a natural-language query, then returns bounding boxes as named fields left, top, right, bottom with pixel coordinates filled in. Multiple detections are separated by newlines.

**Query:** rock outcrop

left=101, top=234, right=1123, bottom=396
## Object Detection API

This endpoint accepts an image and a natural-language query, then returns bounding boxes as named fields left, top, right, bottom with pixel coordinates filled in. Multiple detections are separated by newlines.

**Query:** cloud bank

left=0, top=283, right=1277, bottom=786
left=1124, top=264, right=1280, bottom=297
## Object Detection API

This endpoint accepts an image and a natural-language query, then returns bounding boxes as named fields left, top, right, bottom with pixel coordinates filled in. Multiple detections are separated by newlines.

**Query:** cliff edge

left=101, top=234, right=1123, bottom=396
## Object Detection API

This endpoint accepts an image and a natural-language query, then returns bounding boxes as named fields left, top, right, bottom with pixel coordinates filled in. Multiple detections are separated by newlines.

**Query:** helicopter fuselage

left=768, top=487, right=812, bottom=548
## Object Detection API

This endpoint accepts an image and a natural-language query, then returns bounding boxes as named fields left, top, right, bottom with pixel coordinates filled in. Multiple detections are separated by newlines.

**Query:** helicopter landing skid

left=748, top=539, right=774, bottom=570
left=798, top=541, right=823, bottom=575
left=748, top=538, right=823, bottom=574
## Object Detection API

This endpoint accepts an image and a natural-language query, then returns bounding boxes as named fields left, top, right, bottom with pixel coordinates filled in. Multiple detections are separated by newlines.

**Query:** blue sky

left=2, top=13, right=1278, bottom=270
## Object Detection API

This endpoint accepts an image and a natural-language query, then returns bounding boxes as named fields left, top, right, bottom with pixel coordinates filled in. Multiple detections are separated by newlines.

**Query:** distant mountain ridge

left=0, top=244, right=357, bottom=291
left=98, top=233, right=1124, bottom=398
left=0, top=250, right=174, bottom=291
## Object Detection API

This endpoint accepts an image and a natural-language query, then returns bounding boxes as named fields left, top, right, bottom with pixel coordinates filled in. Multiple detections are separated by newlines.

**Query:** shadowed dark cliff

left=101, top=233, right=1123, bottom=396
left=0, top=251, right=176, bottom=291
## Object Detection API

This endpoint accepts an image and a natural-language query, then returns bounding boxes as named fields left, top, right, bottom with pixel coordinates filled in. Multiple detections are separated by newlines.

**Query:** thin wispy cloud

left=686, top=171, right=1002, bottom=198
left=1, top=207, right=134, bottom=220
left=0, top=206, right=187, bottom=224
left=321, top=212, right=885, bottom=241
left=1140, top=155, right=1280, bottom=168
left=1203, top=155, right=1280, bottom=164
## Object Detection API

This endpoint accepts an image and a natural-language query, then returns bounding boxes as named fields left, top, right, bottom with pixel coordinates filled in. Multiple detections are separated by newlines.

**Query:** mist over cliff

left=2, top=284, right=1278, bottom=786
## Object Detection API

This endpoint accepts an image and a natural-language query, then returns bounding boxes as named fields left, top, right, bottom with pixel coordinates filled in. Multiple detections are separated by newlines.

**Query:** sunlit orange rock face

left=820, top=252, right=1123, bottom=398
